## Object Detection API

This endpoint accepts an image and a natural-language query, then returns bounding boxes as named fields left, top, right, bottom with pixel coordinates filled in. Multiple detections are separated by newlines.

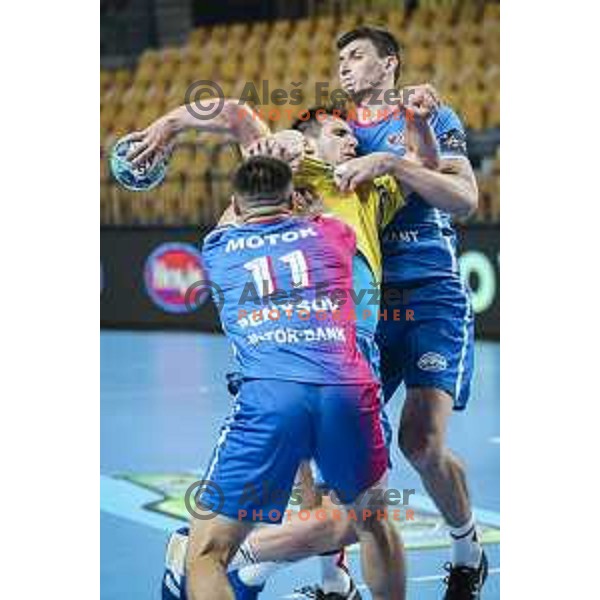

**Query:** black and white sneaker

left=295, top=576, right=362, bottom=599
left=443, top=550, right=488, bottom=599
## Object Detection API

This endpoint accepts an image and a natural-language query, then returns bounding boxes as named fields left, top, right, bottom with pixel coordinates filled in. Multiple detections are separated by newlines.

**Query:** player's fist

left=402, top=83, right=441, bottom=121
left=334, top=152, right=396, bottom=192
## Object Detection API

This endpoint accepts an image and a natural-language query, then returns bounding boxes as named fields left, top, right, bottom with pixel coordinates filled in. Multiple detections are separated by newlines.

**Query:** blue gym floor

left=101, top=331, right=500, bottom=599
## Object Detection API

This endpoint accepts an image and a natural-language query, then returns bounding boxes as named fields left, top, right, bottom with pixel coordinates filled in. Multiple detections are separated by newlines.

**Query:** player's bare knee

left=186, top=535, right=230, bottom=573
left=398, top=425, right=445, bottom=472
left=186, top=519, right=242, bottom=573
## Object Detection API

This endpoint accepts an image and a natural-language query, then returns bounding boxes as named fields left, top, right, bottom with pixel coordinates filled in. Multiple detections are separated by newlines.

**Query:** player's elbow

left=458, top=192, right=478, bottom=218
left=453, top=182, right=478, bottom=218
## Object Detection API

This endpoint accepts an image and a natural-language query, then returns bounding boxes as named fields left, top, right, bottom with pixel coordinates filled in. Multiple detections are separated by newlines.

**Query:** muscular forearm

left=163, top=100, right=269, bottom=145
left=405, top=114, right=440, bottom=170
left=390, top=157, right=478, bottom=218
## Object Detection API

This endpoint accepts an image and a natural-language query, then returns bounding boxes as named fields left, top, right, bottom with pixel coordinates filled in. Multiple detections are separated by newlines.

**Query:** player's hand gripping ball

left=109, top=134, right=170, bottom=191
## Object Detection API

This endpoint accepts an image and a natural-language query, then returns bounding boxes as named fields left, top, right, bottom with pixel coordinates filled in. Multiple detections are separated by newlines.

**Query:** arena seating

left=101, top=0, right=499, bottom=225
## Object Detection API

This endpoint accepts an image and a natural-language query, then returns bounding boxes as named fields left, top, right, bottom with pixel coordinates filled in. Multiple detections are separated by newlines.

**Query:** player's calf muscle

left=398, top=387, right=453, bottom=461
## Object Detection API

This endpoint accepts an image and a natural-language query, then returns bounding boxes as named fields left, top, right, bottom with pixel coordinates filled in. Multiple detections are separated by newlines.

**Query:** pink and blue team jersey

left=192, top=214, right=388, bottom=528
left=202, top=214, right=375, bottom=385
left=351, top=105, right=468, bottom=285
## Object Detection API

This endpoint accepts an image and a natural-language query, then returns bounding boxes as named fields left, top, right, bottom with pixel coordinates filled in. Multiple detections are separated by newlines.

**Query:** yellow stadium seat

left=294, top=19, right=313, bottom=35
left=433, top=43, right=458, bottom=77
left=411, top=5, right=437, bottom=27
left=460, top=42, right=483, bottom=67
left=484, top=3, right=500, bottom=22
left=339, top=14, right=360, bottom=33
left=211, top=24, right=229, bottom=42
left=403, top=21, right=429, bottom=47
left=169, top=146, right=194, bottom=177
left=160, top=47, right=182, bottom=66
left=407, top=45, right=433, bottom=70
left=219, top=56, right=240, bottom=82
left=387, top=9, right=406, bottom=30
left=187, top=27, right=209, bottom=47
left=100, top=156, right=110, bottom=183
left=450, top=21, right=481, bottom=44
left=272, top=19, right=293, bottom=36
left=485, top=91, right=500, bottom=128
left=185, top=177, right=212, bottom=222
left=101, top=70, right=114, bottom=91
left=314, top=15, right=335, bottom=34
left=114, top=69, right=133, bottom=87
left=191, top=147, right=211, bottom=178
left=459, top=0, right=482, bottom=23
left=458, top=93, right=485, bottom=130
left=229, top=23, right=248, bottom=40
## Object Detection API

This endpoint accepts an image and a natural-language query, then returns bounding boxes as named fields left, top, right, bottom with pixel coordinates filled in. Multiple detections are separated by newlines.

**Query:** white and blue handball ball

left=109, top=135, right=170, bottom=191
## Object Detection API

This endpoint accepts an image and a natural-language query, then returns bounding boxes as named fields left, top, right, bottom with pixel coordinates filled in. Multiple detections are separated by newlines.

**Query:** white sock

left=449, top=515, right=482, bottom=568
left=237, top=562, right=283, bottom=587
left=320, top=549, right=351, bottom=595
left=230, top=540, right=286, bottom=588
left=229, top=540, right=258, bottom=571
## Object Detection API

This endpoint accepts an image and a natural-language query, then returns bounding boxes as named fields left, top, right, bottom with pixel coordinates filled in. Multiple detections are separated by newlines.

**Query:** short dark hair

left=337, top=26, right=401, bottom=83
left=291, top=106, right=348, bottom=138
left=233, top=156, right=292, bottom=210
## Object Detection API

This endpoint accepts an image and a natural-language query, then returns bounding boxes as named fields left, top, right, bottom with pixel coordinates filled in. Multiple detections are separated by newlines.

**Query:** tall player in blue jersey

left=331, top=26, right=486, bottom=599
left=183, top=156, right=404, bottom=600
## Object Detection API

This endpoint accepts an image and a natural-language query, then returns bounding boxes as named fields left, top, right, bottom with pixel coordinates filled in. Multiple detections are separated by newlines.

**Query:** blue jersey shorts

left=198, top=378, right=388, bottom=523
left=376, top=277, right=475, bottom=410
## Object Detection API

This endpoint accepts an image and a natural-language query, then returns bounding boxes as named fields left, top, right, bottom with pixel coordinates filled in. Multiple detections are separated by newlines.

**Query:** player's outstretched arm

left=127, top=100, right=271, bottom=167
